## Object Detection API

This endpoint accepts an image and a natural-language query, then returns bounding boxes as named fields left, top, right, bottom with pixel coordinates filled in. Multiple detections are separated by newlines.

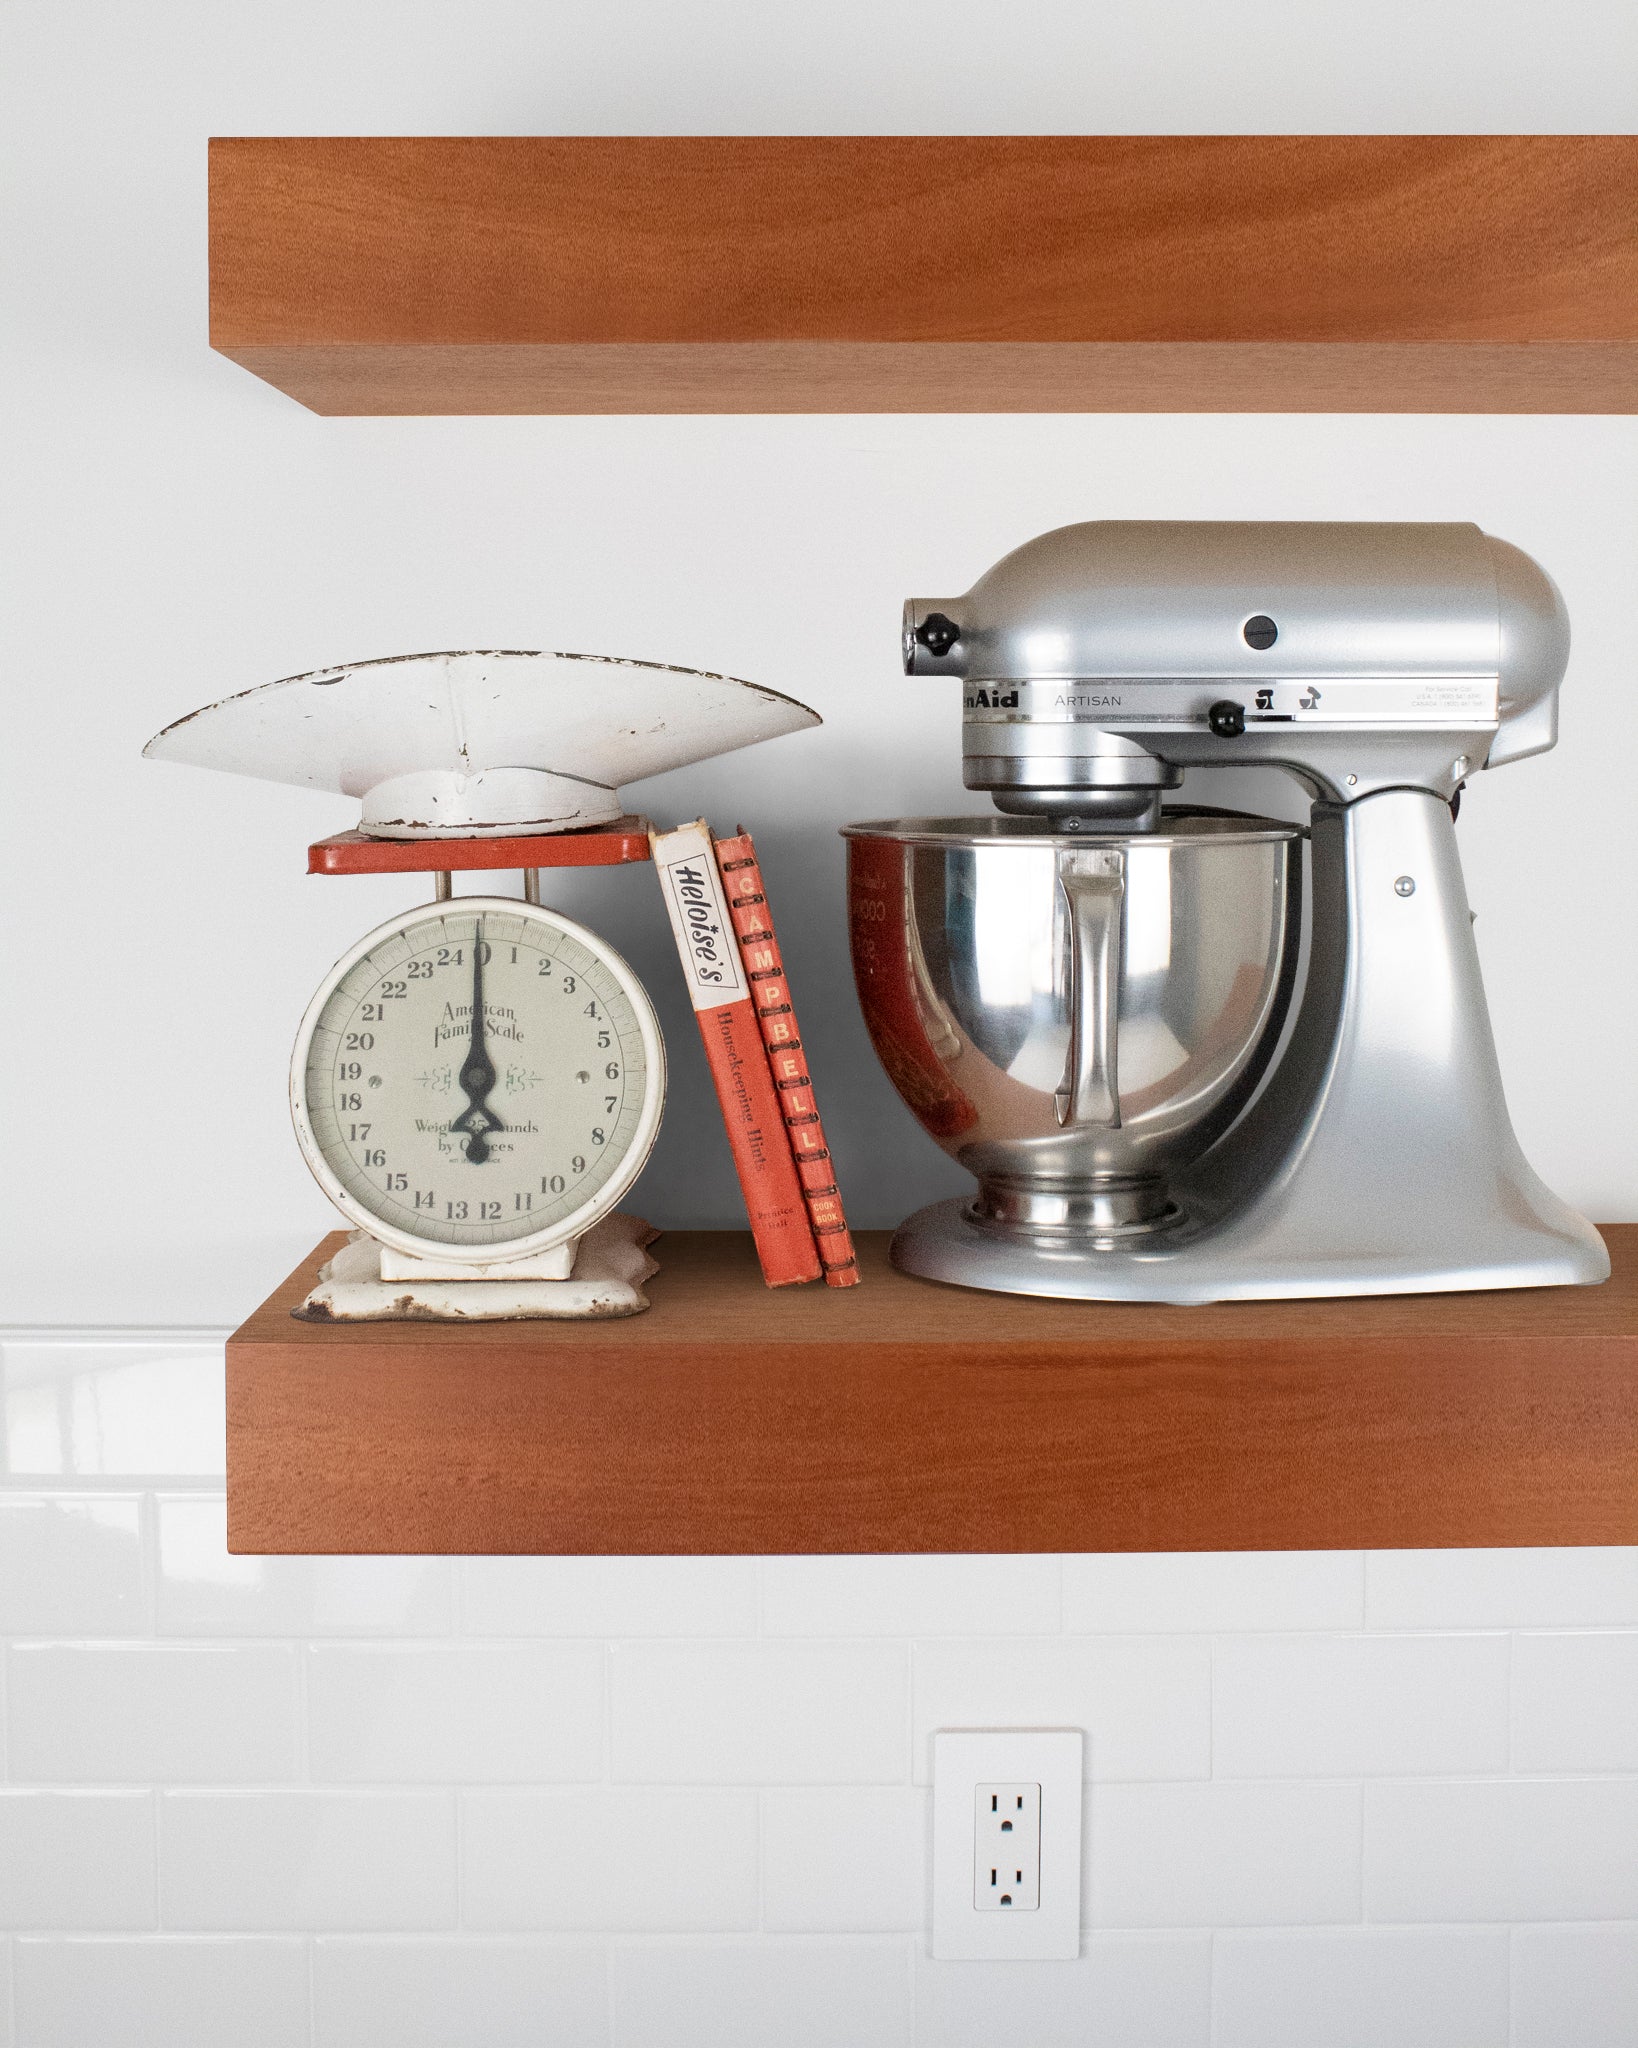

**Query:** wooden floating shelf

left=208, top=135, right=1638, bottom=416
left=226, top=1226, right=1638, bottom=1556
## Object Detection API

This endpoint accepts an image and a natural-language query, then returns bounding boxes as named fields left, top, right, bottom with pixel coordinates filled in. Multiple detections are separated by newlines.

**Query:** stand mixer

left=844, top=520, right=1608, bottom=1302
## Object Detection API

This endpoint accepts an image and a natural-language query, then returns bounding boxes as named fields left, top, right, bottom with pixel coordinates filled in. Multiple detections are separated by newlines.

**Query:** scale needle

left=450, top=917, right=504, bottom=1163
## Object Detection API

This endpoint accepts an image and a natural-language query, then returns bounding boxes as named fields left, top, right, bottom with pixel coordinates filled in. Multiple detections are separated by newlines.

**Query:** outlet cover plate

left=931, top=1728, right=1083, bottom=1959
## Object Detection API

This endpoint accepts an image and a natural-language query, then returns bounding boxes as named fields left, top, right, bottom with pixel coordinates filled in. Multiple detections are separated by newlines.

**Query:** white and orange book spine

left=650, top=819, right=822, bottom=1288
left=713, top=829, right=860, bottom=1288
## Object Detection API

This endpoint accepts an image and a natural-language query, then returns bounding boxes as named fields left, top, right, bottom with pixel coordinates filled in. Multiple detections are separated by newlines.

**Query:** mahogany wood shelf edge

left=226, top=1227, right=1638, bottom=1556
left=209, top=137, right=1638, bottom=416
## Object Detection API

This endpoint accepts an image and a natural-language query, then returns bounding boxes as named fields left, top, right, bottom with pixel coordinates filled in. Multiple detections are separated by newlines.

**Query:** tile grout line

left=0, top=1327, right=235, bottom=1340
left=0, top=1479, right=226, bottom=1496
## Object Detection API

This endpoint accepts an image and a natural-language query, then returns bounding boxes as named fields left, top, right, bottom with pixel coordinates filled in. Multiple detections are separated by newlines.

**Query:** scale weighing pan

left=143, top=649, right=821, bottom=838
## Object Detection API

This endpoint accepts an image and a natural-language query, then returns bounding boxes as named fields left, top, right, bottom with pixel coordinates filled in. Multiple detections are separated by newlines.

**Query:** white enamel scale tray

left=143, top=649, right=821, bottom=838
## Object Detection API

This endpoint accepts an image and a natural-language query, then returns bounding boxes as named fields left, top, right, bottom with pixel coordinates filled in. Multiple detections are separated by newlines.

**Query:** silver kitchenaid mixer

left=844, top=520, right=1608, bottom=1302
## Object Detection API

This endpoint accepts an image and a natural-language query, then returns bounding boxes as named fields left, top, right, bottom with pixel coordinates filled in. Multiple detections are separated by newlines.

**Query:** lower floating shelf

left=226, top=1228, right=1638, bottom=1556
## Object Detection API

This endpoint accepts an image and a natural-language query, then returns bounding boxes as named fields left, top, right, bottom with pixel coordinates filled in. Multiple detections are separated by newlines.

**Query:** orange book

left=714, top=829, right=860, bottom=1288
left=651, top=820, right=822, bottom=1287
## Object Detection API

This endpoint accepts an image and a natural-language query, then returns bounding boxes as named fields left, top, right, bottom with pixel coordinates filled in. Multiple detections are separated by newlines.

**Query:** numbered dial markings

left=294, top=903, right=661, bottom=1252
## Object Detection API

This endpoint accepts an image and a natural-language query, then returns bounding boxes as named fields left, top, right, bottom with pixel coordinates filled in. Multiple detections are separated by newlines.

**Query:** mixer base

left=892, top=1197, right=1610, bottom=1306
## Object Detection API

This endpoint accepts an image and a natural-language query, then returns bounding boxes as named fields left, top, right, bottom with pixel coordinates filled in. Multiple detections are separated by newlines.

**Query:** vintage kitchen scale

left=145, top=649, right=819, bottom=1319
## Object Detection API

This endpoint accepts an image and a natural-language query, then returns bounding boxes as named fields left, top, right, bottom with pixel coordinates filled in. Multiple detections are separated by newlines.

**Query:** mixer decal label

left=962, top=678, right=1499, bottom=723
left=1251, top=680, right=1499, bottom=720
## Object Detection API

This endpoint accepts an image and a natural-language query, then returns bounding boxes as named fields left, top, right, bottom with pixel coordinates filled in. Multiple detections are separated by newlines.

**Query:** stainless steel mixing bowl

left=844, top=810, right=1303, bottom=1239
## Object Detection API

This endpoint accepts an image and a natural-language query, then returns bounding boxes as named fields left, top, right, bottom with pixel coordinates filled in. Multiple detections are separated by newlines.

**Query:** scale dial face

left=290, top=897, right=665, bottom=1262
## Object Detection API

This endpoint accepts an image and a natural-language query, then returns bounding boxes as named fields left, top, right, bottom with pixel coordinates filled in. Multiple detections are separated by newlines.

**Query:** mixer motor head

left=904, top=521, right=1569, bottom=825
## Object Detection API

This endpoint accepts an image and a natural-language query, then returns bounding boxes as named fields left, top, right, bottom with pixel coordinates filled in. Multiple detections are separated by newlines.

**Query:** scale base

left=296, top=1213, right=659, bottom=1322
left=378, top=1240, right=578, bottom=1282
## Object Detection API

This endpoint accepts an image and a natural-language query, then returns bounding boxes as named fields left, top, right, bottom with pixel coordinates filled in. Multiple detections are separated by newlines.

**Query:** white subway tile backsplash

left=7, top=1645, right=298, bottom=1783
left=160, top=1791, right=457, bottom=1930
left=9, top=1336, right=1638, bottom=2042
left=611, top=1641, right=907, bottom=1783
left=462, top=1788, right=758, bottom=1931
left=314, top=1939, right=609, bottom=2047
left=914, top=1934, right=1212, bottom=2048
left=157, top=1496, right=452, bottom=1636
left=1513, top=1632, right=1638, bottom=1772
left=1365, top=1547, right=1638, bottom=1629
left=0, top=1791, right=156, bottom=1931
left=459, top=1555, right=757, bottom=1636
left=305, top=1643, right=602, bottom=1783
left=0, top=1341, right=226, bottom=1479
left=1213, top=1929, right=1509, bottom=2048
left=1512, top=1923, right=1638, bottom=2048
left=1091, top=1782, right=1361, bottom=1928
left=610, top=1939, right=912, bottom=2048
left=1063, top=1551, right=1364, bottom=1634
left=13, top=1938, right=309, bottom=2048
left=0, top=1495, right=149, bottom=1636
left=762, top=1786, right=926, bottom=1931
left=1213, top=1633, right=1510, bottom=1778
left=912, top=1636, right=1210, bottom=1783
left=1365, top=1778, right=1638, bottom=1922
left=761, top=1555, right=1060, bottom=1636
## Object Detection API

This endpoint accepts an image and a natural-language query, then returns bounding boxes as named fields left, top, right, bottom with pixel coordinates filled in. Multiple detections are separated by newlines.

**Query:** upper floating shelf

left=208, top=136, right=1638, bottom=416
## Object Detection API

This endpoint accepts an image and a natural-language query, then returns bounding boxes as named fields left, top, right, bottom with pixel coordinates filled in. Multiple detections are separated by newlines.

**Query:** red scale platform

left=308, top=817, right=653, bottom=875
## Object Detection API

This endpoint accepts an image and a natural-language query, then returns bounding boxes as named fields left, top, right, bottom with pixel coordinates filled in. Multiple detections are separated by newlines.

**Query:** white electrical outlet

left=931, top=1729, right=1083, bottom=1960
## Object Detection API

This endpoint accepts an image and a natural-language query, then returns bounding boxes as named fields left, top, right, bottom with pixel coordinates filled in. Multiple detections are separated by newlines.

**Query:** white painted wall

left=4, top=2, right=1638, bottom=2042
left=3, top=0, right=1637, bottom=1319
